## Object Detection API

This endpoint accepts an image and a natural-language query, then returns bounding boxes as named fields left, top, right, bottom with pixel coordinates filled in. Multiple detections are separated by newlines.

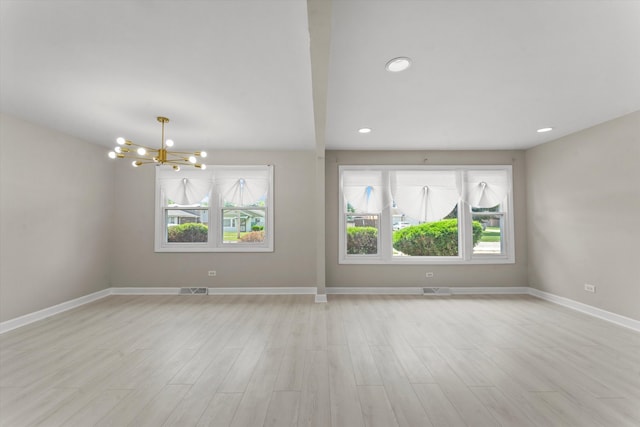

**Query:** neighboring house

left=166, top=209, right=202, bottom=225
left=223, top=209, right=265, bottom=233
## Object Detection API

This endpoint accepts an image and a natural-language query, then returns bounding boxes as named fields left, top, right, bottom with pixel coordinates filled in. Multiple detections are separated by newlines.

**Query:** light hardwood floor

left=1, top=294, right=639, bottom=426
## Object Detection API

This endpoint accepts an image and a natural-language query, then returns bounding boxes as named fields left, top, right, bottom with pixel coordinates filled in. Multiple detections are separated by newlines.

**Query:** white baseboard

left=0, top=288, right=111, bottom=334
left=208, top=287, right=317, bottom=295
left=2, top=286, right=637, bottom=334
left=112, top=286, right=317, bottom=296
left=455, top=286, right=529, bottom=295
left=529, top=288, right=640, bottom=332
left=325, top=286, right=529, bottom=295
left=111, top=287, right=180, bottom=295
left=327, top=287, right=423, bottom=295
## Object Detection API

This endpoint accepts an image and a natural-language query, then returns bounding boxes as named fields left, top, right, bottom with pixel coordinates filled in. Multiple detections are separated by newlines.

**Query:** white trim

left=528, top=288, right=640, bottom=332
left=454, top=286, right=529, bottom=295
left=315, top=294, right=328, bottom=303
left=111, top=287, right=181, bottom=295
left=207, top=287, right=317, bottom=295
left=325, top=286, right=529, bottom=295
left=327, top=287, right=423, bottom=295
left=0, top=288, right=111, bottom=334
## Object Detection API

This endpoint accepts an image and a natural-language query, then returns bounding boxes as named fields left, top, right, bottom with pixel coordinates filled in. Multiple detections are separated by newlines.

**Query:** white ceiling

left=1, top=0, right=639, bottom=152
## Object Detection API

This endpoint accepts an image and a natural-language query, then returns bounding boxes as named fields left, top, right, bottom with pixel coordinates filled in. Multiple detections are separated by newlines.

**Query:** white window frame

left=155, top=165, right=274, bottom=253
left=338, top=165, right=515, bottom=265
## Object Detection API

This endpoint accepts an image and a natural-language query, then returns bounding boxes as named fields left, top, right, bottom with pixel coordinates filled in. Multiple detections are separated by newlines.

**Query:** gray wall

left=110, top=150, right=317, bottom=288
left=526, top=111, right=640, bottom=321
left=325, top=150, right=528, bottom=287
left=0, top=114, right=114, bottom=322
left=3, top=111, right=638, bottom=323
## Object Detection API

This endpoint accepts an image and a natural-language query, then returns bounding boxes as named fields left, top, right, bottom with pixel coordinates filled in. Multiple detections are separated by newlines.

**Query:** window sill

left=155, top=245, right=273, bottom=253
left=339, top=256, right=515, bottom=265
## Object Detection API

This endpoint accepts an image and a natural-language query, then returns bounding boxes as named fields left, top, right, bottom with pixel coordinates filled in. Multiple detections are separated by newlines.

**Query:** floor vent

left=179, top=287, right=208, bottom=295
left=423, top=287, right=452, bottom=296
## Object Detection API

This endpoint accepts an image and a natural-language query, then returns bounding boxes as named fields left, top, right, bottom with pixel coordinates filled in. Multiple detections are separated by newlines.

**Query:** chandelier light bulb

left=108, top=151, right=116, bottom=159
left=132, top=161, right=139, bottom=167
left=116, top=137, right=126, bottom=145
left=188, top=156, right=197, bottom=164
left=165, top=139, right=174, bottom=147
left=201, top=164, right=207, bottom=170
left=200, top=151, right=207, bottom=158
left=114, top=146, right=122, bottom=153
left=137, top=147, right=146, bottom=156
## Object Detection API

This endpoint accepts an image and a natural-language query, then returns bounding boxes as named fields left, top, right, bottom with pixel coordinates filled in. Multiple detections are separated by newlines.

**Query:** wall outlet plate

left=208, top=271, right=216, bottom=276
left=584, top=283, right=595, bottom=293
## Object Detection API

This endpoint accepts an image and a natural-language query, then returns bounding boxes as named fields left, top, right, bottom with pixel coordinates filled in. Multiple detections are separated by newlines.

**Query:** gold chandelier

left=108, top=116, right=207, bottom=171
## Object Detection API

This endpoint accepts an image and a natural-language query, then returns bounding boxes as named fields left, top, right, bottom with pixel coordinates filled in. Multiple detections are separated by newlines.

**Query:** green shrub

left=251, top=225, right=264, bottom=231
left=472, top=221, right=484, bottom=245
left=392, top=219, right=483, bottom=256
left=347, top=226, right=378, bottom=254
left=168, top=223, right=208, bottom=242
left=239, top=231, right=265, bottom=242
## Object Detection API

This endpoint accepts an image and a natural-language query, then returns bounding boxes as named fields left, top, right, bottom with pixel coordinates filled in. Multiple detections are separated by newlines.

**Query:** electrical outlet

left=584, top=283, right=595, bottom=293
left=208, top=270, right=216, bottom=277
left=425, top=272, right=434, bottom=278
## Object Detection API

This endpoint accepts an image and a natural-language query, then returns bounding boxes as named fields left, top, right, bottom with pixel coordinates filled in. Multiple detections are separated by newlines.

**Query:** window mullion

left=460, top=171, right=472, bottom=260
left=380, top=169, right=392, bottom=261
left=208, top=189, right=216, bottom=248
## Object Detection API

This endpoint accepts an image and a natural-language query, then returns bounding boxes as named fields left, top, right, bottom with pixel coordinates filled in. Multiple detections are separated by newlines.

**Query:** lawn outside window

left=339, top=165, right=515, bottom=264
left=155, top=165, right=273, bottom=252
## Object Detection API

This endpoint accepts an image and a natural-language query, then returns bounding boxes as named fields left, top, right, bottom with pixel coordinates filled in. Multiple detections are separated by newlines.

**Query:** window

left=339, top=165, right=514, bottom=264
left=155, top=165, right=273, bottom=252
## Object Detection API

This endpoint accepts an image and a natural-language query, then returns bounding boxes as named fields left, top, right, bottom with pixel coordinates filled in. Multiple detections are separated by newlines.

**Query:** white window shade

left=465, top=170, right=509, bottom=208
left=159, top=169, right=212, bottom=205
left=342, top=170, right=386, bottom=213
left=391, top=170, right=460, bottom=222
left=215, top=166, right=270, bottom=207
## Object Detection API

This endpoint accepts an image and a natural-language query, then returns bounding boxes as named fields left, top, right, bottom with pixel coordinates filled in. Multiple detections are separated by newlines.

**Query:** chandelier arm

left=166, top=150, right=203, bottom=155
left=163, top=160, right=192, bottom=166
left=125, top=141, right=157, bottom=151
left=164, top=154, right=198, bottom=163
left=114, top=154, right=153, bottom=160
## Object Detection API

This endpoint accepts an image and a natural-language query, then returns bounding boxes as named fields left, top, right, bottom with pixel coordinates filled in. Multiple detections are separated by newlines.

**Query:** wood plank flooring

left=1, top=294, right=639, bottom=426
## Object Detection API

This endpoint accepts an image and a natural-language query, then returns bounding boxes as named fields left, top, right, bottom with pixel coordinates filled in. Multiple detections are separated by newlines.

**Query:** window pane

left=165, top=209, right=208, bottom=243
left=222, top=208, right=266, bottom=243
left=392, top=204, right=459, bottom=257
left=471, top=204, right=500, bottom=213
left=167, top=195, right=209, bottom=207
left=346, top=214, right=379, bottom=255
left=472, top=213, right=503, bottom=255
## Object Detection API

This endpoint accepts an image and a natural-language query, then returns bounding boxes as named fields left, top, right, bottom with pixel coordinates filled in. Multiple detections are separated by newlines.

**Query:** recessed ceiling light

left=537, top=127, right=553, bottom=133
left=385, top=57, right=412, bottom=72
left=358, top=128, right=372, bottom=134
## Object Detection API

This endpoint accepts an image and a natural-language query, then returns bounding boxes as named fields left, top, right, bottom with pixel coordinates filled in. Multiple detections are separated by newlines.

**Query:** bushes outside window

left=167, top=223, right=208, bottom=243
left=347, top=227, right=378, bottom=254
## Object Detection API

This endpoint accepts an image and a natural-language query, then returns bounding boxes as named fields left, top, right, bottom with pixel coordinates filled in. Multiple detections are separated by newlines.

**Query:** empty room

left=1, top=1, right=639, bottom=426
